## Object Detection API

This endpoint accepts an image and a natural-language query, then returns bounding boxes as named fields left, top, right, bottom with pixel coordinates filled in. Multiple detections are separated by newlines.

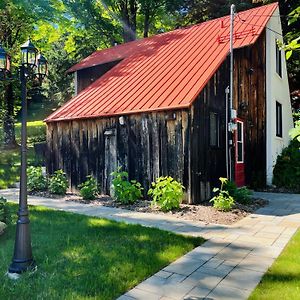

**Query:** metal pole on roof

left=229, top=4, right=235, bottom=182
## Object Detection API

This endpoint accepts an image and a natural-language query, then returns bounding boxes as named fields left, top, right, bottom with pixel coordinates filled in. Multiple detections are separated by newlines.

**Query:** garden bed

left=61, top=193, right=268, bottom=225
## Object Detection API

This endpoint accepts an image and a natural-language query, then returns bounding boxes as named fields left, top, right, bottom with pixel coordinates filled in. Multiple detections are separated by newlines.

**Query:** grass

left=0, top=120, right=46, bottom=189
left=0, top=203, right=204, bottom=300
left=249, top=229, right=300, bottom=300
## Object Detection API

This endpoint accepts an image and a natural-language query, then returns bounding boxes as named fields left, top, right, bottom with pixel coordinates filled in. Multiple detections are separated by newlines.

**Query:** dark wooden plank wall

left=46, top=110, right=192, bottom=201
left=77, top=60, right=121, bottom=93
left=190, top=60, right=229, bottom=203
left=233, top=31, right=266, bottom=187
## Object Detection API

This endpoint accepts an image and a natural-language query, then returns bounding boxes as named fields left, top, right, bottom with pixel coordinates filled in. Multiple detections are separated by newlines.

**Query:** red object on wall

left=235, top=119, right=245, bottom=187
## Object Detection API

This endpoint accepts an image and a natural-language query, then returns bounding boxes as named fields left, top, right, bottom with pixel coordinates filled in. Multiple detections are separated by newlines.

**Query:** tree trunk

left=3, top=82, right=17, bottom=148
left=143, top=7, right=150, bottom=38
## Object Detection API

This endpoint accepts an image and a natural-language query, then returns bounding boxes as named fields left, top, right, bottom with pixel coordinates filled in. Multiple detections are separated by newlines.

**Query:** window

left=236, top=121, right=244, bottom=163
left=275, top=42, right=282, bottom=77
left=276, top=101, right=283, bottom=137
left=210, top=112, right=219, bottom=147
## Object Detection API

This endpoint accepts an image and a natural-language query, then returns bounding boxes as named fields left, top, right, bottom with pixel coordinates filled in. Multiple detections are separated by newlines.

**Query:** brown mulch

left=29, top=191, right=268, bottom=225
left=61, top=194, right=268, bottom=225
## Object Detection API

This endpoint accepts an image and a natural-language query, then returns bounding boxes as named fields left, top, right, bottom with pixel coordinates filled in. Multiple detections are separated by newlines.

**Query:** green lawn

left=0, top=203, right=204, bottom=300
left=249, top=229, right=300, bottom=300
left=0, top=120, right=46, bottom=189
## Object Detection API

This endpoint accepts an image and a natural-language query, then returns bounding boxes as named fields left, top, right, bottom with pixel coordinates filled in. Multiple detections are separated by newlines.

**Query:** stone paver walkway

left=1, top=189, right=300, bottom=300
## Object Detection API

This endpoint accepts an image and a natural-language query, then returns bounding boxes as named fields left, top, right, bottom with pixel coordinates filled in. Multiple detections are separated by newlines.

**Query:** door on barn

left=104, top=129, right=117, bottom=195
left=235, top=119, right=245, bottom=187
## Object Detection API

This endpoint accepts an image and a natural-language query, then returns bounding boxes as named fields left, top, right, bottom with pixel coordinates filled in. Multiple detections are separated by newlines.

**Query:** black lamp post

left=0, top=40, right=47, bottom=276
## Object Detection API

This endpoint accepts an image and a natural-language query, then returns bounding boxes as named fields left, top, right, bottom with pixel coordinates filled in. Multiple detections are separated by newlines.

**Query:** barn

left=45, top=3, right=293, bottom=204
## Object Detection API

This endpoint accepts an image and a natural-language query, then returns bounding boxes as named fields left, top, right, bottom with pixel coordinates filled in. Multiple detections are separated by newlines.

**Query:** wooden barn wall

left=46, top=111, right=191, bottom=201
left=77, top=60, right=121, bottom=93
left=190, top=60, right=229, bottom=203
left=234, top=31, right=266, bottom=187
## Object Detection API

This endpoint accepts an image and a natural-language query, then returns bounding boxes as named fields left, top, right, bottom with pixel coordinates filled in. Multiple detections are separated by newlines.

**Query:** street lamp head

left=36, top=53, right=48, bottom=80
left=0, top=43, right=11, bottom=78
left=20, top=39, right=37, bottom=69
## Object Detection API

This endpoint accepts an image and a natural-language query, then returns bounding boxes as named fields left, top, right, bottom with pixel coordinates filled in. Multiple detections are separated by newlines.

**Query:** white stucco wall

left=266, top=7, right=294, bottom=185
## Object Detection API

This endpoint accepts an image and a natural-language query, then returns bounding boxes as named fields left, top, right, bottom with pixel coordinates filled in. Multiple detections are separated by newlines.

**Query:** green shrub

left=111, top=168, right=143, bottom=204
left=148, top=176, right=184, bottom=212
left=223, top=180, right=252, bottom=204
left=79, top=175, right=98, bottom=200
left=0, top=197, right=11, bottom=225
left=49, top=170, right=69, bottom=195
left=27, top=166, right=48, bottom=192
left=210, top=177, right=235, bottom=211
left=273, top=139, right=300, bottom=191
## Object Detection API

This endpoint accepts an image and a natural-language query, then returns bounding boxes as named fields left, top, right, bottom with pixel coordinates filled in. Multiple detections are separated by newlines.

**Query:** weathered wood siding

left=234, top=31, right=266, bottom=187
left=46, top=111, right=192, bottom=201
left=190, top=60, right=229, bottom=202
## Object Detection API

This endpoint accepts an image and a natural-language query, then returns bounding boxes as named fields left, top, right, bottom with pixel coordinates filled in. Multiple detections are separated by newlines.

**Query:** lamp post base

left=8, top=259, right=36, bottom=275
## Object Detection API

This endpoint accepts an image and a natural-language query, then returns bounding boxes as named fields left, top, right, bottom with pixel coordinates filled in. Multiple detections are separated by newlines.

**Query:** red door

left=235, top=119, right=245, bottom=187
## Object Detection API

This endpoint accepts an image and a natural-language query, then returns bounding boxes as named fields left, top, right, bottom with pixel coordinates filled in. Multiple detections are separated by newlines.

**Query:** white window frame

left=236, top=120, right=244, bottom=163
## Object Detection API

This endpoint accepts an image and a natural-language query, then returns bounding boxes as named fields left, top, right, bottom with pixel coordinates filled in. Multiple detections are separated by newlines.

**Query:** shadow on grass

left=0, top=204, right=203, bottom=300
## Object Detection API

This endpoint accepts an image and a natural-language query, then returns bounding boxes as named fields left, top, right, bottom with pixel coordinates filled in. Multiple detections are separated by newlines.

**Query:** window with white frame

left=275, top=42, right=282, bottom=77
left=236, top=121, right=244, bottom=163
left=276, top=101, right=283, bottom=137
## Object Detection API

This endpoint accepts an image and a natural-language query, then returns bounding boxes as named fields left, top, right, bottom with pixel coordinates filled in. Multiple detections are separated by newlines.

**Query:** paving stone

left=202, top=258, right=224, bottom=269
left=182, top=269, right=224, bottom=289
left=155, top=270, right=173, bottom=279
left=207, top=283, right=252, bottom=300
left=117, top=295, right=135, bottom=300
left=215, top=247, right=250, bottom=261
left=184, top=246, right=217, bottom=261
left=237, top=254, right=275, bottom=272
left=250, top=245, right=284, bottom=258
left=163, top=256, right=206, bottom=276
left=125, top=288, right=161, bottom=300
left=183, top=286, right=211, bottom=299
left=220, top=267, right=264, bottom=291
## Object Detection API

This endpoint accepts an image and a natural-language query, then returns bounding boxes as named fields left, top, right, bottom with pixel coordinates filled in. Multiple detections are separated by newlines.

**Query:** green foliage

left=273, top=140, right=300, bottom=191
left=210, top=177, right=235, bottom=211
left=111, top=168, right=143, bottom=204
left=148, top=176, right=184, bottom=212
left=0, top=196, right=11, bottom=225
left=79, top=175, right=98, bottom=200
left=223, top=180, right=252, bottom=204
left=49, top=170, right=69, bottom=195
left=27, top=166, right=48, bottom=192
left=289, top=120, right=300, bottom=144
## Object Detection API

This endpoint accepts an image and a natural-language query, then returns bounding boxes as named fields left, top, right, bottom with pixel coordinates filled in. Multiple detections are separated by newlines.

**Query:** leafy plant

left=49, top=170, right=69, bottom=195
left=27, top=166, right=48, bottom=192
left=79, top=175, right=98, bottom=200
left=223, top=180, right=252, bottom=204
left=111, top=168, right=143, bottom=204
left=210, top=177, right=235, bottom=211
left=0, top=197, right=11, bottom=225
left=148, top=176, right=184, bottom=212
left=273, top=139, right=300, bottom=191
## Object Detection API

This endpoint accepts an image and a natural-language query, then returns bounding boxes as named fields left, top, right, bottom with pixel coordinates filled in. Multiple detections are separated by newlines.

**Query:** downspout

left=228, top=4, right=236, bottom=182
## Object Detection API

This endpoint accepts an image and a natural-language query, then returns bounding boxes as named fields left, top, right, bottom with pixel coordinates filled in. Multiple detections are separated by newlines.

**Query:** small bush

left=79, top=175, right=98, bottom=200
left=111, top=168, right=143, bottom=204
left=223, top=180, right=252, bottom=204
left=210, top=177, right=235, bottom=211
left=27, top=166, right=48, bottom=192
left=0, top=197, right=11, bottom=225
left=148, top=176, right=184, bottom=212
left=273, top=139, right=300, bottom=191
left=49, top=170, right=69, bottom=195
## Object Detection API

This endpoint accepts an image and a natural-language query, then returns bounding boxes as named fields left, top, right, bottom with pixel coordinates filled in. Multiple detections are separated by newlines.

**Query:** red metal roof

left=46, top=3, right=278, bottom=123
